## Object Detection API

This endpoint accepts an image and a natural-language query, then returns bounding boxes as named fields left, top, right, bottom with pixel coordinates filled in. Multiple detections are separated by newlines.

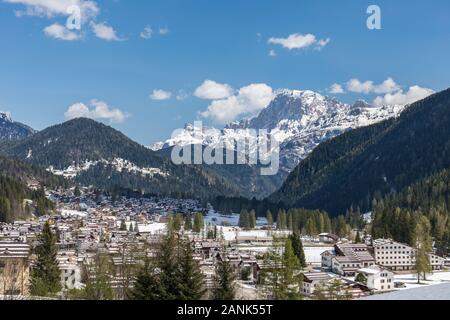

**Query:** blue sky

left=0, top=0, right=449, bottom=145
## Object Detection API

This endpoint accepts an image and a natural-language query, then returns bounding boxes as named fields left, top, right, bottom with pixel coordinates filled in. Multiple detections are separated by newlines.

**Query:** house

left=321, top=250, right=334, bottom=271
left=57, top=251, right=83, bottom=290
left=356, top=265, right=394, bottom=292
left=331, top=244, right=375, bottom=276
left=301, top=272, right=333, bottom=296
left=373, top=239, right=446, bottom=271
left=0, top=242, right=30, bottom=296
left=332, top=256, right=363, bottom=277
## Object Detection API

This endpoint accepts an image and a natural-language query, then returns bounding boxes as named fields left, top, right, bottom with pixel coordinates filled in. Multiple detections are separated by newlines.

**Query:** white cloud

left=269, top=49, right=277, bottom=57
left=316, top=38, right=330, bottom=50
left=373, top=86, right=434, bottom=107
left=4, top=0, right=99, bottom=20
left=346, top=77, right=400, bottom=94
left=375, top=78, right=401, bottom=94
left=140, top=25, right=153, bottom=39
left=44, top=22, right=80, bottom=40
left=194, top=80, right=233, bottom=100
left=200, top=83, right=274, bottom=124
left=346, top=79, right=375, bottom=94
left=268, top=33, right=329, bottom=51
left=64, top=99, right=129, bottom=123
left=268, top=33, right=315, bottom=50
left=150, top=89, right=172, bottom=101
left=329, top=83, right=345, bottom=94
left=159, top=27, right=169, bottom=35
left=91, top=22, right=123, bottom=41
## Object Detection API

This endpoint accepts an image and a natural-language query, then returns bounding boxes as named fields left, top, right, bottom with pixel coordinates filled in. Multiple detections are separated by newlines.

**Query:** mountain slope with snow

left=0, top=112, right=36, bottom=141
left=151, top=90, right=406, bottom=181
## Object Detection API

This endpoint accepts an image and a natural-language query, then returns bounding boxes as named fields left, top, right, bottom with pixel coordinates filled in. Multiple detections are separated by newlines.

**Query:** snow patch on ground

left=47, top=158, right=169, bottom=179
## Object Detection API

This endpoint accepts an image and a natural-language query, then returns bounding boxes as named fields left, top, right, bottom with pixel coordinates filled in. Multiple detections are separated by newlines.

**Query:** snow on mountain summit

left=151, top=89, right=406, bottom=176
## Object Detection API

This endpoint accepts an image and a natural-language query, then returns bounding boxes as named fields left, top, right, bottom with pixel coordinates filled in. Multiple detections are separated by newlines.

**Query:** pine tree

left=193, top=212, right=204, bottom=233
left=413, top=216, right=433, bottom=283
left=177, top=241, right=205, bottom=300
left=129, top=258, right=163, bottom=300
left=120, top=220, right=127, bottom=231
left=184, top=214, right=193, bottom=231
left=276, top=210, right=287, bottom=230
left=289, top=233, right=307, bottom=268
left=266, top=210, right=273, bottom=227
left=173, top=213, right=183, bottom=232
left=249, top=210, right=257, bottom=229
left=239, top=209, right=249, bottom=229
left=355, top=231, right=362, bottom=244
left=279, top=239, right=302, bottom=300
left=30, top=222, right=62, bottom=296
left=305, top=217, right=317, bottom=238
left=213, top=257, right=236, bottom=300
left=158, top=234, right=181, bottom=300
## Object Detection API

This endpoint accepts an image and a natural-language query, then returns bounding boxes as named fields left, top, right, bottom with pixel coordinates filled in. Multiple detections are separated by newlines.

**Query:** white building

left=321, top=250, right=334, bottom=271
left=301, top=272, right=334, bottom=296
left=356, top=265, right=394, bottom=292
left=57, top=251, right=83, bottom=290
left=373, top=239, right=445, bottom=271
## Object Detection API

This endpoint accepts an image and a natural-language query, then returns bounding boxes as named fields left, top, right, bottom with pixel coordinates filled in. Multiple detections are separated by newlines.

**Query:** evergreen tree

left=184, top=214, right=193, bottom=231
left=239, top=209, right=249, bottom=229
left=30, top=222, right=62, bottom=296
left=266, top=210, right=273, bottom=227
left=249, top=210, right=257, bottom=229
left=289, top=233, right=307, bottom=268
left=355, top=231, right=362, bottom=244
left=193, top=212, right=204, bottom=233
left=413, top=216, right=433, bottom=283
left=279, top=239, right=302, bottom=300
left=213, top=256, right=236, bottom=300
left=157, top=234, right=181, bottom=300
left=120, top=220, right=127, bottom=231
left=173, top=213, right=183, bottom=232
left=305, top=217, right=317, bottom=238
left=129, top=258, right=163, bottom=300
left=177, top=241, right=206, bottom=300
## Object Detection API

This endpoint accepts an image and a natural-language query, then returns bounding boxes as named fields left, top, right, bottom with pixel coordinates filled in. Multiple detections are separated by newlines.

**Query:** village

left=1, top=186, right=450, bottom=300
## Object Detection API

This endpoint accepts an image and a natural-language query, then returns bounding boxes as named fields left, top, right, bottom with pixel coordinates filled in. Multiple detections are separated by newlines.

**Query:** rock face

left=151, top=89, right=405, bottom=177
left=0, top=112, right=35, bottom=141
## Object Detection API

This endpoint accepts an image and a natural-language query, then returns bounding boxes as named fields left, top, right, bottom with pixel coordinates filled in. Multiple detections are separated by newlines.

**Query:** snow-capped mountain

left=150, top=89, right=406, bottom=178
left=0, top=112, right=36, bottom=141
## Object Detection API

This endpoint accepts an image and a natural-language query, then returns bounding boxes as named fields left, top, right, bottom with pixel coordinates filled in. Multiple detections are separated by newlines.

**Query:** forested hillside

left=0, top=156, right=63, bottom=222
left=271, top=88, right=450, bottom=216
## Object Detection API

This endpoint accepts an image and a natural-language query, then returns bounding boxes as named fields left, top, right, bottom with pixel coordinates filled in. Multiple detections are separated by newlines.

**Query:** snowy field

left=204, top=211, right=267, bottom=227
left=393, top=271, right=450, bottom=290
left=217, top=226, right=290, bottom=242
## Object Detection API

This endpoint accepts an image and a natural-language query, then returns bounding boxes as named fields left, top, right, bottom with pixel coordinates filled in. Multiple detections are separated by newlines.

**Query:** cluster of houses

left=316, top=240, right=447, bottom=295
left=0, top=188, right=449, bottom=299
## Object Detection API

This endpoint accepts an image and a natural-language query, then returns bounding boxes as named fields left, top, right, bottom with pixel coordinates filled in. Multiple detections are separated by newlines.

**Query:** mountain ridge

left=270, top=87, right=450, bottom=215
left=0, top=117, right=242, bottom=200
left=0, top=111, right=36, bottom=141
